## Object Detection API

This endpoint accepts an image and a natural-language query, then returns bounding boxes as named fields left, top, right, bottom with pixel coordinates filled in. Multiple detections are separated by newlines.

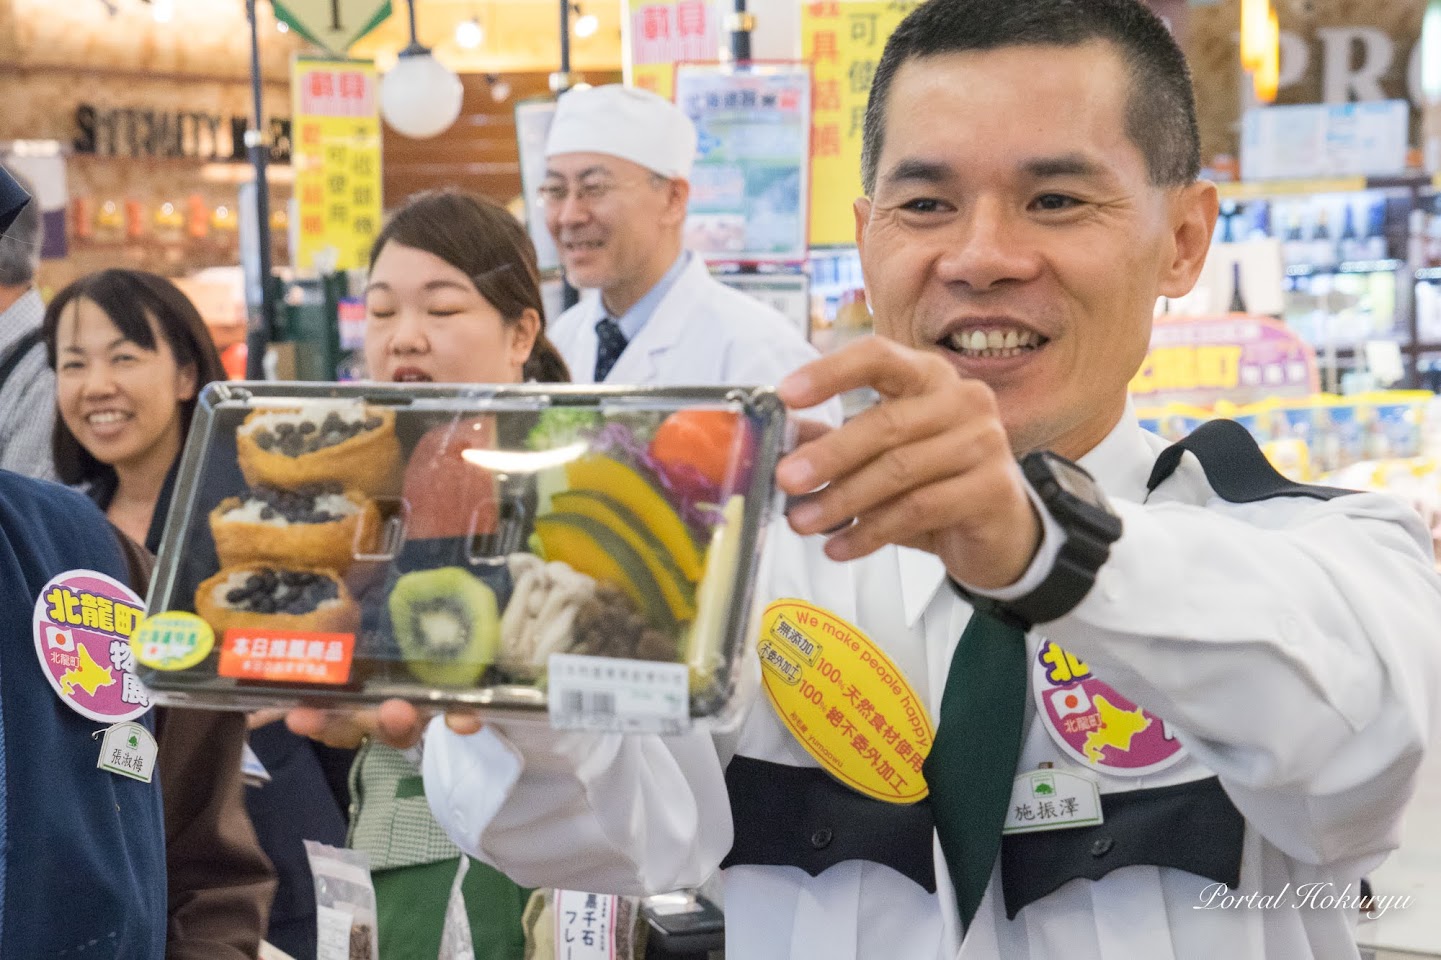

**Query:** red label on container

left=217, top=630, right=354, bottom=685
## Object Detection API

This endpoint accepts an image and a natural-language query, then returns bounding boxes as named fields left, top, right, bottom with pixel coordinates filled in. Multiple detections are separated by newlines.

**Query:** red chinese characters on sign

left=813, top=124, right=841, bottom=157
left=300, top=69, right=376, bottom=118
left=675, top=0, right=706, bottom=35
left=338, top=71, right=367, bottom=103
left=307, top=71, right=335, bottom=100
left=814, top=79, right=842, bottom=112
left=812, top=30, right=840, bottom=63
left=642, top=6, right=671, bottom=40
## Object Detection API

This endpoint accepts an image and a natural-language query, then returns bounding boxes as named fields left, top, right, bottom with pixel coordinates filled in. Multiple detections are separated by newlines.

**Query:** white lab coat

left=549, top=255, right=843, bottom=425
left=423, top=410, right=1441, bottom=960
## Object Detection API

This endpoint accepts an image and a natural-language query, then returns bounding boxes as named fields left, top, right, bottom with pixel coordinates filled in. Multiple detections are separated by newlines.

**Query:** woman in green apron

left=349, top=189, right=569, bottom=960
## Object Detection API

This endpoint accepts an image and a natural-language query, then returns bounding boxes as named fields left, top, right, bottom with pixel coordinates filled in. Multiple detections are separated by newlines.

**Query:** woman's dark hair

left=43, top=269, right=227, bottom=487
left=369, top=190, right=570, bottom=384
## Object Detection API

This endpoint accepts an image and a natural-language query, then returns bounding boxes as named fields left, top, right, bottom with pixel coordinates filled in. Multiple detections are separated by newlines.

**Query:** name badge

left=95, top=721, right=157, bottom=783
left=1001, top=768, right=1103, bottom=834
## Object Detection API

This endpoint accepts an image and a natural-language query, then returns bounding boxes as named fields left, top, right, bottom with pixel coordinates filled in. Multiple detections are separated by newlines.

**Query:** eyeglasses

left=537, top=177, right=655, bottom=208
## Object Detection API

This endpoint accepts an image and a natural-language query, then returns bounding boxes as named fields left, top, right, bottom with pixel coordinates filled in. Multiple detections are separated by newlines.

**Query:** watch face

left=1048, top=456, right=1105, bottom=507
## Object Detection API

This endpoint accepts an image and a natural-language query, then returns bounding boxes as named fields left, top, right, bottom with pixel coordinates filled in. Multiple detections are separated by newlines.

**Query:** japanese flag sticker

left=33, top=569, right=151, bottom=723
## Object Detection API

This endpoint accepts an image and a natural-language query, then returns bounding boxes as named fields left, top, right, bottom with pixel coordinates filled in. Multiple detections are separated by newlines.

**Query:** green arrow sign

left=273, top=0, right=393, bottom=58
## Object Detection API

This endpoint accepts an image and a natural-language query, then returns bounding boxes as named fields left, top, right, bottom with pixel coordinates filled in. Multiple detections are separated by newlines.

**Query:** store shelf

left=1285, top=259, right=1405, bottom=277
left=1216, top=174, right=1434, bottom=201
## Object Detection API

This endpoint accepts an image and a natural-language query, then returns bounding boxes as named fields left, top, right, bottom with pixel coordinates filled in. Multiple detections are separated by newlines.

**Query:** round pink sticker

left=32, top=569, right=150, bottom=723
left=1032, top=638, right=1183, bottom=777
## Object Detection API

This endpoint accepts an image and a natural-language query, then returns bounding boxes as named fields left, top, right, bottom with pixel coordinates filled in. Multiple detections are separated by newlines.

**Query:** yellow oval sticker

left=131, top=611, right=216, bottom=672
left=759, top=599, right=934, bottom=804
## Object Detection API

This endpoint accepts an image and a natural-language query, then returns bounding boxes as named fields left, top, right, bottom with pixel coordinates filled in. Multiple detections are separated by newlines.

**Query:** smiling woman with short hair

left=42, top=268, right=226, bottom=549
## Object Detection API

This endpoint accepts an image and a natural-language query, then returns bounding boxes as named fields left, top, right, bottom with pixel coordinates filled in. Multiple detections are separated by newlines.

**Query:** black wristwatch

left=953, top=450, right=1122, bottom=630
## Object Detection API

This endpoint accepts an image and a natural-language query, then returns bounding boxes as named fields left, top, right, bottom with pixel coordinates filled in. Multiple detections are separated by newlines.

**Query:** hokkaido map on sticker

left=1032, top=638, right=1184, bottom=777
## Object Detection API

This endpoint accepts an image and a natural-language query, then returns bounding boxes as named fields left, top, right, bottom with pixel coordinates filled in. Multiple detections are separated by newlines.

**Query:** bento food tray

left=133, top=382, right=787, bottom=723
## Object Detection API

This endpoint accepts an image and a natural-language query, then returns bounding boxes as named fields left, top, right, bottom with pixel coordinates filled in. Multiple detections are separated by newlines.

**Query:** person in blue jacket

left=0, top=470, right=167, bottom=957
left=0, top=172, right=166, bottom=958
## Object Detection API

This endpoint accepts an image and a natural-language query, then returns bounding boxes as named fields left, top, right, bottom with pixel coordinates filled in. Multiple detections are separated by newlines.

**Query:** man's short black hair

left=860, top=0, right=1201, bottom=195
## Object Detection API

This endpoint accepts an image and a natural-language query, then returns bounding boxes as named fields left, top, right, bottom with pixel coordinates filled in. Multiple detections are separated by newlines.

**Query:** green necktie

left=922, top=609, right=1029, bottom=933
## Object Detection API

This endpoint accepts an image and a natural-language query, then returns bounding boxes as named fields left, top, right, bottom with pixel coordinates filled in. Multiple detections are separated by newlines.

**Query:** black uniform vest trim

left=720, top=755, right=938, bottom=892
left=1146, top=417, right=1351, bottom=502
left=1000, top=776, right=1244, bottom=919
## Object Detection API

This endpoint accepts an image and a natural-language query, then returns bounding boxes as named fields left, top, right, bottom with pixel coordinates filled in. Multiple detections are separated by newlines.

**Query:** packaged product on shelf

left=1325, top=398, right=1366, bottom=473
left=1138, top=404, right=1215, bottom=443
left=1322, top=457, right=1441, bottom=559
left=132, top=383, right=788, bottom=729
left=1364, top=390, right=1430, bottom=461
left=1138, top=389, right=1433, bottom=483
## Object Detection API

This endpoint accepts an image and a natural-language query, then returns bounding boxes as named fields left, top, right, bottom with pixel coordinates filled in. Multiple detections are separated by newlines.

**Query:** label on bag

left=132, top=611, right=215, bottom=671
left=217, top=629, right=355, bottom=685
left=553, top=890, right=618, bottom=960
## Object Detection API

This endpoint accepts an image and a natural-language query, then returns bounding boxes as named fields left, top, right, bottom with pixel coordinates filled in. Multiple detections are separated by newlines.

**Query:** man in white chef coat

left=323, top=1, right=1441, bottom=957
left=539, top=83, right=834, bottom=421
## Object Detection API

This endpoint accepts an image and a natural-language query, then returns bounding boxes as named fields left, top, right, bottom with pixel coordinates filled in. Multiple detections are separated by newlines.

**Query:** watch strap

left=951, top=455, right=1120, bottom=629
left=960, top=526, right=1113, bottom=629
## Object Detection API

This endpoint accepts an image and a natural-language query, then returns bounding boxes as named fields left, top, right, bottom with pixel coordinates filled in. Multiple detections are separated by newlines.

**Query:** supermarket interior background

left=2, top=0, right=1441, bottom=957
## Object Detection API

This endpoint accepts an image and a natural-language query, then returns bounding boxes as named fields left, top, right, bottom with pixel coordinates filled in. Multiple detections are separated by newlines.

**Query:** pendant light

left=380, top=0, right=465, bottom=139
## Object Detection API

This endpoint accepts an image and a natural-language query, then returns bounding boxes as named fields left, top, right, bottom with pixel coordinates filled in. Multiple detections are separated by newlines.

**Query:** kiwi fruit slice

left=389, top=567, right=500, bottom=687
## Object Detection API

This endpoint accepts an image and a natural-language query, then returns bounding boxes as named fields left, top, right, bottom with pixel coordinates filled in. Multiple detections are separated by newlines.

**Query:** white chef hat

left=545, top=84, right=698, bottom=180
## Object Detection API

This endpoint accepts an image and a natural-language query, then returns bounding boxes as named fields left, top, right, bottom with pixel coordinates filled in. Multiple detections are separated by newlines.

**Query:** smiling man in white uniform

left=540, top=84, right=837, bottom=423
left=417, top=2, right=1441, bottom=958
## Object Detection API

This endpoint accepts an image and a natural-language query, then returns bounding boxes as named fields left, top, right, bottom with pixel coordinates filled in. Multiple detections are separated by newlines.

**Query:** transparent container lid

left=135, top=381, right=787, bottom=724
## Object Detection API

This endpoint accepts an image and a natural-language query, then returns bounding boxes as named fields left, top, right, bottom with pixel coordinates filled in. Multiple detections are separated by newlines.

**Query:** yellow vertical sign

left=624, top=0, right=721, bottom=100
left=291, top=57, right=382, bottom=272
left=802, top=1, right=918, bottom=247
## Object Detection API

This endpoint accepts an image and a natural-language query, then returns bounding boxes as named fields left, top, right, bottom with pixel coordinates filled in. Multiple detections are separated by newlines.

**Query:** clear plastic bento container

left=132, top=381, right=788, bottom=730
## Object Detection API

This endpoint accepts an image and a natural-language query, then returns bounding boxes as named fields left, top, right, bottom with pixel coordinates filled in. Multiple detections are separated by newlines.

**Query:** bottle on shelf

left=1427, top=197, right=1441, bottom=269
left=1338, top=203, right=1360, bottom=265
left=1229, top=260, right=1248, bottom=314
left=1247, top=200, right=1272, bottom=241
left=1282, top=209, right=1309, bottom=267
left=1409, top=207, right=1425, bottom=261
left=1310, top=207, right=1335, bottom=270
left=1363, top=200, right=1388, bottom=262
left=1219, top=200, right=1238, bottom=244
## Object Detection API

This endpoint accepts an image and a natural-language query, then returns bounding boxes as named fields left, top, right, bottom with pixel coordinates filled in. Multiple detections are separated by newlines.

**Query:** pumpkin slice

left=550, top=490, right=695, bottom=623
left=564, top=455, right=703, bottom=581
left=534, top=513, right=676, bottom=632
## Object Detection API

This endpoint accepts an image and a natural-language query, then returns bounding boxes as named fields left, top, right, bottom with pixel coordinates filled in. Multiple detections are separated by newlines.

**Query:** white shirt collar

left=1074, top=397, right=1160, bottom=505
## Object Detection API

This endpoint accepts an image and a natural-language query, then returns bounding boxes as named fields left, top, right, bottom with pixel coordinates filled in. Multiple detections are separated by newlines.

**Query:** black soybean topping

left=224, top=568, right=340, bottom=615
left=253, top=412, right=385, bottom=457
left=236, top=483, right=347, bottom=524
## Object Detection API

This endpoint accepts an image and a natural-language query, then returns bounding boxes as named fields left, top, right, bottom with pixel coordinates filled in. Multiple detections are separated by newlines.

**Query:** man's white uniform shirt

left=424, top=409, right=1441, bottom=960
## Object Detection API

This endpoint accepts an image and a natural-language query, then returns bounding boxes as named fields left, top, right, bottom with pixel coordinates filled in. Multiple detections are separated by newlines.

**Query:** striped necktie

left=922, top=609, right=1029, bottom=933
left=594, top=317, right=628, bottom=382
